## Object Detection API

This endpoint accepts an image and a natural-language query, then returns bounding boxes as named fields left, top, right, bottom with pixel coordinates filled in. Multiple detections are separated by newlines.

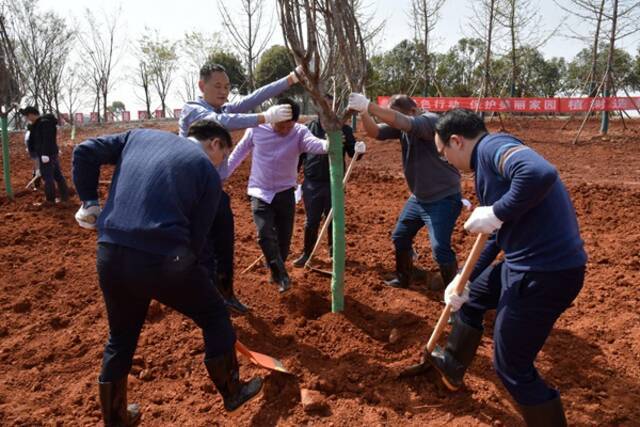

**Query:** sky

left=35, top=0, right=640, bottom=114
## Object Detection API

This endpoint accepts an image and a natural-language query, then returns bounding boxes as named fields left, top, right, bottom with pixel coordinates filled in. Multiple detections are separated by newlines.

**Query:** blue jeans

left=460, top=261, right=585, bottom=405
left=97, top=243, right=235, bottom=382
left=391, top=193, right=462, bottom=265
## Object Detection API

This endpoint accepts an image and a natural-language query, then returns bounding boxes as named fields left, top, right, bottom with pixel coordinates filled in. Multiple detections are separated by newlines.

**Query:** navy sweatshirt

left=72, top=129, right=221, bottom=257
left=470, top=133, right=587, bottom=279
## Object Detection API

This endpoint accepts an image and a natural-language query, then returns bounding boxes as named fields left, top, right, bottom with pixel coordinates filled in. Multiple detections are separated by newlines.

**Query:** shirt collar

left=470, top=133, right=490, bottom=171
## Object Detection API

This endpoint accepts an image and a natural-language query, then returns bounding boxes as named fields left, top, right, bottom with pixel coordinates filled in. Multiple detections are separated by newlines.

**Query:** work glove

left=75, top=200, right=101, bottom=230
left=444, top=273, right=470, bottom=312
left=263, top=104, right=293, bottom=124
left=40, top=155, right=50, bottom=164
left=464, top=205, right=503, bottom=234
left=354, top=141, right=366, bottom=154
left=462, top=198, right=473, bottom=211
left=289, top=65, right=304, bottom=83
left=347, top=93, right=370, bottom=113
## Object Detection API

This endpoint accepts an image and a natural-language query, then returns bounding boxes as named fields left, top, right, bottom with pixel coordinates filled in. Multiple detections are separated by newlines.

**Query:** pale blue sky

left=36, top=0, right=640, bottom=112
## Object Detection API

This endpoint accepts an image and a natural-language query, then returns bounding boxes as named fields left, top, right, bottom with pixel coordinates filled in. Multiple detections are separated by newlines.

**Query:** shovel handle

left=426, top=233, right=489, bottom=353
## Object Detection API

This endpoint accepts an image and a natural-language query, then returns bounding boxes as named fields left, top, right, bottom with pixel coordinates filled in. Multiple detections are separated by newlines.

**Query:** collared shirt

left=178, top=76, right=291, bottom=180
left=227, top=123, right=328, bottom=203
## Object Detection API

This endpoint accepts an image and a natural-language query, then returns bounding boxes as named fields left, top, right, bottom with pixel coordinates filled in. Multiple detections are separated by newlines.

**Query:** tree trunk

left=600, top=0, right=618, bottom=134
left=589, top=0, right=605, bottom=98
left=510, top=0, right=517, bottom=97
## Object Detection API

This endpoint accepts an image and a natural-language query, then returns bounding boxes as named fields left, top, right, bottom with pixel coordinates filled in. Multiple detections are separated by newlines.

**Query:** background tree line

left=1, top=0, right=639, bottom=127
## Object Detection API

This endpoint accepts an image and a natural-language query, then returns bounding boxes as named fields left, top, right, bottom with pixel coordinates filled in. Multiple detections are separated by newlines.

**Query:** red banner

left=74, top=113, right=84, bottom=124
left=377, top=96, right=640, bottom=113
left=173, top=108, right=182, bottom=118
left=138, top=111, right=148, bottom=120
left=90, top=112, right=99, bottom=123
left=155, top=109, right=165, bottom=119
left=122, top=111, right=131, bottom=122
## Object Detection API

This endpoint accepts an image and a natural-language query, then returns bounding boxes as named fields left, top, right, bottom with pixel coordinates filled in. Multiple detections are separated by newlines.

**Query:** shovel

left=398, top=233, right=489, bottom=378
left=235, top=340, right=290, bottom=374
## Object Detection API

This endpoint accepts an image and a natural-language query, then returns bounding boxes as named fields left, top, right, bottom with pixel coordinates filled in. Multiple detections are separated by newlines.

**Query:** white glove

left=263, top=104, right=293, bottom=124
left=289, top=65, right=304, bottom=83
left=444, top=274, right=470, bottom=312
left=348, top=93, right=370, bottom=113
left=41, top=155, right=50, bottom=164
left=464, top=205, right=503, bottom=234
left=75, top=203, right=101, bottom=230
left=354, top=141, right=366, bottom=154
left=319, top=140, right=329, bottom=152
left=461, top=198, right=473, bottom=211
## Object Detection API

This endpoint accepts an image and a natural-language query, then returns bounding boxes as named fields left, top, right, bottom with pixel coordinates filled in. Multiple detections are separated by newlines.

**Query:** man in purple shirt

left=178, top=61, right=301, bottom=314
left=227, top=98, right=329, bottom=293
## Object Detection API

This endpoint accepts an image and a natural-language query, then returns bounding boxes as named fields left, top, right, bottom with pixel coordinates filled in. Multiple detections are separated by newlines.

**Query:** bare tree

left=277, top=0, right=368, bottom=312
left=408, top=0, right=446, bottom=96
left=140, top=31, right=179, bottom=117
left=468, top=0, right=502, bottom=99
left=179, top=31, right=226, bottom=102
left=0, top=9, right=22, bottom=111
left=218, top=0, right=275, bottom=92
left=78, top=7, right=123, bottom=122
left=495, top=0, right=558, bottom=96
left=60, top=65, right=84, bottom=124
left=133, top=59, right=153, bottom=118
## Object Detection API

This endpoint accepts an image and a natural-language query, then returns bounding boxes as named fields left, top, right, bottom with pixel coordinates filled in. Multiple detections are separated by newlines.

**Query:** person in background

left=21, top=106, right=69, bottom=203
left=72, top=120, right=263, bottom=425
left=177, top=61, right=303, bottom=314
left=293, top=94, right=365, bottom=267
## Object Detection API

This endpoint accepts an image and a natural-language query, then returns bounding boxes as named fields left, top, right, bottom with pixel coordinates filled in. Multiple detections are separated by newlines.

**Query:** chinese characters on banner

left=377, top=96, right=640, bottom=113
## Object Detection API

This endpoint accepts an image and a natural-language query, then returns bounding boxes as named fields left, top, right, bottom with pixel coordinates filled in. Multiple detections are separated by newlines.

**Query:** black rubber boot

left=427, top=316, right=483, bottom=391
left=217, top=273, right=249, bottom=315
left=58, top=179, right=70, bottom=202
left=205, top=350, right=263, bottom=412
left=98, top=377, right=141, bottom=426
left=432, top=261, right=458, bottom=291
left=268, top=259, right=291, bottom=293
left=293, top=227, right=317, bottom=268
left=384, top=250, right=412, bottom=288
left=519, top=396, right=567, bottom=427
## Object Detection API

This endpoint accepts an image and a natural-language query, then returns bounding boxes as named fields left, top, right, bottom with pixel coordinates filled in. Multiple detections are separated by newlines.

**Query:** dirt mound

left=0, top=118, right=639, bottom=426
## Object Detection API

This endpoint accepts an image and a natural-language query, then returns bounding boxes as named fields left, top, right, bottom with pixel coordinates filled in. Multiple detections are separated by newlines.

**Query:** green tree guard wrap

left=327, top=129, right=345, bottom=312
left=1, top=115, right=13, bottom=200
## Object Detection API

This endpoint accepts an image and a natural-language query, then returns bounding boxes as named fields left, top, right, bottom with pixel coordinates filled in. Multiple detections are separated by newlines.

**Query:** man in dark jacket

left=21, top=106, right=69, bottom=203
left=293, top=96, right=365, bottom=267
left=72, top=120, right=262, bottom=425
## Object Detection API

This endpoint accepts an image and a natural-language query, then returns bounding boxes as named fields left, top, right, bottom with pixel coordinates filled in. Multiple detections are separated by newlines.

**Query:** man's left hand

left=354, top=141, right=366, bottom=154
left=348, top=93, right=370, bottom=113
left=464, top=206, right=503, bottom=234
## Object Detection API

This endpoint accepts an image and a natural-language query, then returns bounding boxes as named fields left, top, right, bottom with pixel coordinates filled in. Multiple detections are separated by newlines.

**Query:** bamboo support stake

left=1, top=113, right=13, bottom=200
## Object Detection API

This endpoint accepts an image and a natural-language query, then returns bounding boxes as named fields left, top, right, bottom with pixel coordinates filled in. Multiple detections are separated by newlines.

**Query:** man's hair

left=389, top=94, right=417, bottom=114
left=276, top=97, right=300, bottom=122
left=435, top=108, right=487, bottom=145
left=199, top=61, right=227, bottom=82
left=19, top=106, right=39, bottom=116
left=187, top=119, right=232, bottom=148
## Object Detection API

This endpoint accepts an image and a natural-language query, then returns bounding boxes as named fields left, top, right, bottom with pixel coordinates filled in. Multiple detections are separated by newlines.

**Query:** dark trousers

left=97, top=243, right=235, bottom=382
left=209, top=191, right=235, bottom=278
left=459, top=261, right=585, bottom=406
left=302, top=179, right=332, bottom=248
left=39, top=154, right=68, bottom=202
left=391, top=193, right=462, bottom=265
left=251, top=188, right=295, bottom=263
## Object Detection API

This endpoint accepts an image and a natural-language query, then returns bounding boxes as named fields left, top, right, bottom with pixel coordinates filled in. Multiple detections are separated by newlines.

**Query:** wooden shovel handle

left=426, top=233, right=489, bottom=353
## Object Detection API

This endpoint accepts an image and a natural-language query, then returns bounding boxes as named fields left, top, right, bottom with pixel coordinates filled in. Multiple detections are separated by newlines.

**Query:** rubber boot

left=432, top=261, right=458, bottom=291
left=384, top=249, right=412, bottom=289
left=58, top=178, right=70, bottom=202
left=98, top=377, right=141, bottom=426
left=217, top=273, right=249, bottom=315
left=268, top=258, right=291, bottom=293
left=427, top=315, right=483, bottom=391
left=519, top=396, right=567, bottom=427
left=293, top=226, right=317, bottom=268
left=205, top=350, right=263, bottom=412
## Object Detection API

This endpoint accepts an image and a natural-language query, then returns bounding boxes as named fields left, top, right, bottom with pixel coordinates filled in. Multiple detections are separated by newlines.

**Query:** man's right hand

left=263, top=104, right=293, bottom=124
left=347, top=93, right=370, bottom=113
left=75, top=201, right=101, bottom=230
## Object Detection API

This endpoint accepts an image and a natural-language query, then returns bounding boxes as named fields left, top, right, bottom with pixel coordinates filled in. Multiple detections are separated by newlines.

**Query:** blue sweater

left=72, top=129, right=221, bottom=257
left=470, top=133, right=587, bottom=279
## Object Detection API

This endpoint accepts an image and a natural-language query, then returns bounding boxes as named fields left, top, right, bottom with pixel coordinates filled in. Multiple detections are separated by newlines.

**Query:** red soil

left=0, top=117, right=639, bottom=426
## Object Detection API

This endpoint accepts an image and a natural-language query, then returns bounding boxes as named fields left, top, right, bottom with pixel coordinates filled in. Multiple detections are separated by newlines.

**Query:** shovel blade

left=235, top=340, right=290, bottom=374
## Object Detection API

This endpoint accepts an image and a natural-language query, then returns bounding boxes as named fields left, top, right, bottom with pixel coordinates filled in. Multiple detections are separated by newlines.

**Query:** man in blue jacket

left=426, top=109, right=587, bottom=426
left=73, top=120, right=262, bottom=425
left=178, top=61, right=301, bottom=314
